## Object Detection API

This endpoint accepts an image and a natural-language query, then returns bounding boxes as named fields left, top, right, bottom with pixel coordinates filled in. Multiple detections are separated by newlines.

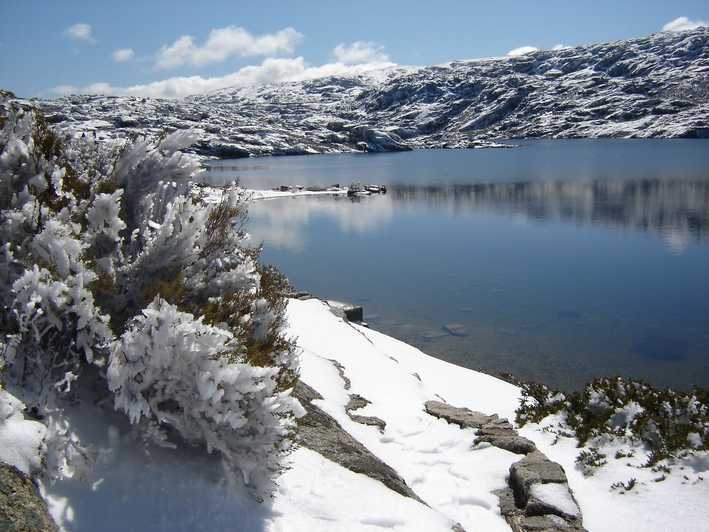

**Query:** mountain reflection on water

left=387, top=179, right=709, bottom=253
left=251, top=179, right=709, bottom=255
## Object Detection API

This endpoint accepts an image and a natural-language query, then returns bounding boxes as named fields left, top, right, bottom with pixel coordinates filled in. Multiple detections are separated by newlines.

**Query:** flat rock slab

left=424, top=400, right=497, bottom=429
left=293, top=381, right=421, bottom=503
left=476, top=434, right=536, bottom=455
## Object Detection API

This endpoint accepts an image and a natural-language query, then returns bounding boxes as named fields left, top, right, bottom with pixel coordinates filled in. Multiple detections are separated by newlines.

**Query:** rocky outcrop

left=424, top=400, right=586, bottom=532
left=347, top=125, right=411, bottom=152
left=424, top=400, right=497, bottom=429
left=346, top=394, right=387, bottom=432
left=292, top=381, right=422, bottom=503
left=36, top=29, right=708, bottom=157
left=0, top=463, right=58, bottom=532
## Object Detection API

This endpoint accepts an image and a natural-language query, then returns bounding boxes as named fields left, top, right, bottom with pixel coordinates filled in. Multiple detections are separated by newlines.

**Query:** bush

left=0, top=93, right=302, bottom=494
left=516, top=377, right=708, bottom=466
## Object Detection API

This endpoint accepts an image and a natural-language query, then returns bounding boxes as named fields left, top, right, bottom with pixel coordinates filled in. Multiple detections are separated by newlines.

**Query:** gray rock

left=424, top=400, right=497, bottom=429
left=348, top=125, right=411, bottom=153
left=509, top=451, right=569, bottom=506
left=442, top=323, right=468, bottom=337
left=346, top=394, right=386, bottom=432
left=476, top=435, right=537, bottom=455
left=526, top=483, right=581, bottom=520
left=515, top=515, right=583, bottom=531
left=327, top=359, right=351, bottom=390
left=327, top=300, right=364, bottom=322
left=292, top=381, right=422, bottom=504
left=0, top=463, right=58, bottom=532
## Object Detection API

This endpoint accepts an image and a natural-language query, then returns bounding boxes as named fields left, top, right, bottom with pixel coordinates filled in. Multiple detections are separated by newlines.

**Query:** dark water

left=205, top=140, right=709, bottom=390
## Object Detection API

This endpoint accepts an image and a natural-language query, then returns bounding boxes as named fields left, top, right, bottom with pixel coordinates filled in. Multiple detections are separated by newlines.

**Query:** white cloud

left=506, top=46, right=538, bottom=58
left=333, top=41, right=389, bottom=65
left=662, top=16, right=707, bottom=32
left=51, top=55, right=397, bottom=99
left=154, top=26, right=303, bottom=69
left=552, top=44, right=570, bottom=51
left=64, top=23, right=93, bottom=42
left=113, top=48, right=135, bottom=63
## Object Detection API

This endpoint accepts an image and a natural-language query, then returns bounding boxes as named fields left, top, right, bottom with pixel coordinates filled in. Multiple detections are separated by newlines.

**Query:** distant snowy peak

left=38, top=28, right=709, bottom=157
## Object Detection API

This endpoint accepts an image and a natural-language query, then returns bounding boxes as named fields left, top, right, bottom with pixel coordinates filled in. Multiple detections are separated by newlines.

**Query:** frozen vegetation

left=2, top=35, right=709, bottom=527
left=36, top=28, right=709, bottom=157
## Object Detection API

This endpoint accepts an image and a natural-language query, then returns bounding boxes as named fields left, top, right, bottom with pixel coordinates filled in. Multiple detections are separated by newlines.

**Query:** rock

left=424, top=400, right=497, bottom=429
left=516, top=515, right=583, bottom=531
left=0, top=463, right=58, bottom=532
left=476, top=435, right=537, bottom=455
left=326, top=300, right=364, bottom=322
left=292, top=381, right=423, bottom=504
left=348, top=125, right=411, bottom=153
left=327, top=359, right=351, bottom=390
left=38, top=29, right=709, bottom=158
left=442, top=323, right=468, bottom=337
left=192, top=140, right=250, bottom=158
left=526, top=483, right=581, bottom=520
left=509, top=451, right=569, bottom=506
left=346, top=394, right=386, bottom=432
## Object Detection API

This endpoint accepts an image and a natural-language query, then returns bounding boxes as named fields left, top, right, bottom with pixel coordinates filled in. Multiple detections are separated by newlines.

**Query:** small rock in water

left=421, top=330, right=449, bottom=341
left=442, top=323, right=468, bottom=337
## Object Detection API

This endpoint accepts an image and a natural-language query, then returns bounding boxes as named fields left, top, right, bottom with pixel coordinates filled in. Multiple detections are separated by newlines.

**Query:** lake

left=204, top=139, right=709, bottom=390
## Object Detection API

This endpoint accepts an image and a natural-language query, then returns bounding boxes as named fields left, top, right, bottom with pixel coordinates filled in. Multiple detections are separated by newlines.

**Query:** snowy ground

left=4, top=298, right=708, bottom=531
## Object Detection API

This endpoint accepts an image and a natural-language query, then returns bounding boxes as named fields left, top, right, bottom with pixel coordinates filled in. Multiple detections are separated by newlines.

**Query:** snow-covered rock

left=0, top=390, right=46, bottom=476
left=35, top=28, right=708, bottom=157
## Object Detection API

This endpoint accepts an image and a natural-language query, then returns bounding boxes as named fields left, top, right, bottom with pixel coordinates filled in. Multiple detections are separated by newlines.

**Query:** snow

left=528, top=482, right=580, bottom=518
left=8, top=297, right=709, bottom=531
left=518, top=417, right=709, bottom=532
left=0, top=389, right=46, bottom=475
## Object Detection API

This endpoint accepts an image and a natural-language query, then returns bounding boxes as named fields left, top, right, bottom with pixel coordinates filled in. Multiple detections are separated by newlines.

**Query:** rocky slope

left=37, top=28, right=708, bottom=157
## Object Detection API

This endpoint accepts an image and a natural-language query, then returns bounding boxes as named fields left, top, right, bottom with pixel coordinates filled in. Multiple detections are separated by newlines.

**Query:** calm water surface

left=205, top=140, right=709, bottom=390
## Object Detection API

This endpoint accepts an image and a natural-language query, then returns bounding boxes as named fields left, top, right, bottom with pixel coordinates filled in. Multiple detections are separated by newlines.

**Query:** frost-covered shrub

left=516, top=377, right=709, bottom=464
left=108, top=298, right=303, bottom=492
left=575, top=447, right=607, bottom=476
left=0, top=94, right=301, bottom=494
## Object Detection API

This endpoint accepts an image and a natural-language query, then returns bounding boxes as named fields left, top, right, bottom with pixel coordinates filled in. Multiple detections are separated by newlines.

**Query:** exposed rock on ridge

left=36, top=29, right=709, bottom=157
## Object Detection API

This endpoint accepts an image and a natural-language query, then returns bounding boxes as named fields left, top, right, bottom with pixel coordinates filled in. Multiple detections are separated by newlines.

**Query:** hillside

left=38, top=28, right=709, bottom=157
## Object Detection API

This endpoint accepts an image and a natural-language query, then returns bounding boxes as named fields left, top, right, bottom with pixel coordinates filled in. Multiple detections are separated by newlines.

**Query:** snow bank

left=0, top=389, right=46, bottom=475
left=16, top=297, right=709, bottom=531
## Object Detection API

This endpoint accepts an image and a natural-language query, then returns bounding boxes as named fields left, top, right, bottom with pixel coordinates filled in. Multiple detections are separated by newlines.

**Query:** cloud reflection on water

left=249, top=179, right=709, bottom=255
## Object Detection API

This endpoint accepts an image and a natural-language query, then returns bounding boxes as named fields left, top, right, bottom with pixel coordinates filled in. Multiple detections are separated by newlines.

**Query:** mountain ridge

left=37, top=28, right=709, bottom=157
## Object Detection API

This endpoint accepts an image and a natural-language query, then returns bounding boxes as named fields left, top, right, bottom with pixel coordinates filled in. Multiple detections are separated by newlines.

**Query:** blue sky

left=0, top=0, right=707, bottom=98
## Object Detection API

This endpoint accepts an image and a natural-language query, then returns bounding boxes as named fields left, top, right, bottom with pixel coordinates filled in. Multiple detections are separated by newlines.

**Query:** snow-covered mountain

left=39, top=28, right=708, bottom=157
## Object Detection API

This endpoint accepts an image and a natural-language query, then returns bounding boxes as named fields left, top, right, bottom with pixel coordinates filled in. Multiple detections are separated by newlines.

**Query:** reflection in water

left=252, top=179, right=709, bottom=255
left=250, top=195, right=393, bottom=251
left=252, top=177, right=709, bottom=390
left=389, top=180, right=709, bottom=253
